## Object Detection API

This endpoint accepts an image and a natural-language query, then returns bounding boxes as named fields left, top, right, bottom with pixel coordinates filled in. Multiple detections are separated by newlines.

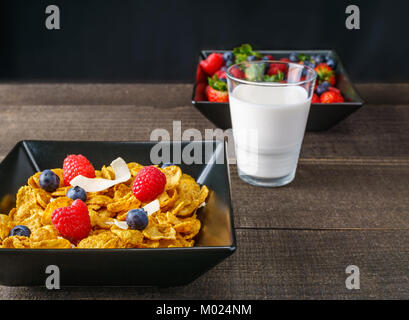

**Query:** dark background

left=0, top=0, right=408, bottom=83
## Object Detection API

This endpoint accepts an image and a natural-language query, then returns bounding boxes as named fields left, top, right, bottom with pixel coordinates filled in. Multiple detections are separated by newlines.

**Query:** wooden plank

left=301, top=104, right=409, bottom=160
left=0, top=84, right=193, bottom=107
left=355, top=83, right=409, bottom=105
left=0, top=105, right=408, bottom=229
left=230, top=163, right=409, bottom=229
left=1, top=229, right=408, bottom=299
left=0, top=83, right=408, bottom=105
left=0, top=104, right=408, bottom=161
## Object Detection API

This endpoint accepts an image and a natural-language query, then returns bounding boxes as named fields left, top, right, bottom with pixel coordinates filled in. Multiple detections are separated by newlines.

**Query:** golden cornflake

left=77, top=231, right=124, bottom=248
left=2, top=236, right=31, bottom=248
left=3, top=162, right=208, bottom=249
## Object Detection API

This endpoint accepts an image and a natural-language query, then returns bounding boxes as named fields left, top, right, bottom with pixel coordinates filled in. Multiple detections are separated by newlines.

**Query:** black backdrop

left=0, top=0, right=408, bottom=83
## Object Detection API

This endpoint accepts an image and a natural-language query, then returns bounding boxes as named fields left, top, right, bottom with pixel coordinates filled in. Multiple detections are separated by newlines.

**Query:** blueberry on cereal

left=9, top=225, right=31, bottom=237
left=161, top=162, right=174, bottom=168
left=126, top=208, right=149, bottom=230
left=39, top=170, right=60, bottom=192
left=66, top=186, right=87, bottom=202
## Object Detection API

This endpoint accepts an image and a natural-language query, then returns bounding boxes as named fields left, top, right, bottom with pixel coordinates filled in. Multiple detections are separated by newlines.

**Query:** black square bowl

left=193, top=50, right=364, bottom=131
left=0, top=140, right=236, bottom=286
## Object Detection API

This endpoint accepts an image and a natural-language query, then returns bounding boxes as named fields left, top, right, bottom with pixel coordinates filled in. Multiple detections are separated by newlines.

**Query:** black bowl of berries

left=192, top=44, right=364, bottom=131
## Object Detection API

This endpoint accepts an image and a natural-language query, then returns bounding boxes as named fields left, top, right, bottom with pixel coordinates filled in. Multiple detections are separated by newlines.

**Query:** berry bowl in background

left=192, top=49, right=364, bottom=131
left=0, top=140, right=235, bottom=286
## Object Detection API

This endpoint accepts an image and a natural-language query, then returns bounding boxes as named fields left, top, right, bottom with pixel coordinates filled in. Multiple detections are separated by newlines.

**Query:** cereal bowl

left=0, top=140, right=235, bottom=286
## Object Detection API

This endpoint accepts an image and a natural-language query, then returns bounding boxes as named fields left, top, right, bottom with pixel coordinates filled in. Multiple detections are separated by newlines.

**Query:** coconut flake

left=105, top=219, right=129, bottom=230
left=143, top=199, right=160, bottom=216
left=114, top=220, right=129, bottom=230
left=69, top=157, right=131, bottom=193
left=198, top=202, right=206, bottom=208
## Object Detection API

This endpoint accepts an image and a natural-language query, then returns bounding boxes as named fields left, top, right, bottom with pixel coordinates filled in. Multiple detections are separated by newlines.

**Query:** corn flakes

left=42, top=197, right=73, bottom=225
left=31, top=238, right=72, bottom=249
left=2, top=236, right=31, bottom=248
left=2, top=161, right=208, bottom=249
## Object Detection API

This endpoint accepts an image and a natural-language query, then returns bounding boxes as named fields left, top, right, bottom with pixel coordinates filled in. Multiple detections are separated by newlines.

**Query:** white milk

left=229, top=84, right=311, bottom=179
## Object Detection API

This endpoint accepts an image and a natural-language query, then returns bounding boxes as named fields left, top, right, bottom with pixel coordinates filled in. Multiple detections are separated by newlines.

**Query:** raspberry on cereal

left=51, top=199, right=91, bottom=241
left=132, top=166, right=166, bottom=202
left=63, top=154, right=95, bottom=186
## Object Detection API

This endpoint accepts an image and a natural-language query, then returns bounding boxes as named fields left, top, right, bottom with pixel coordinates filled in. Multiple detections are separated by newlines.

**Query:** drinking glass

left=226, top=60, right=316, bottom=187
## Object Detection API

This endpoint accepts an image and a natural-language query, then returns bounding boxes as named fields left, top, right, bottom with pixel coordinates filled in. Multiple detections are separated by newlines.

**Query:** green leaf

left=244, top=64, right=265, bottom=82
left=298, top=53, right=311, bottom=62
left=264, top=70, right=285, bottom=82
left=208, top=75, right=227, bottom=91
left=233, top=43, right=261, bottom=63
left=235, top=53, right=248, bottom=63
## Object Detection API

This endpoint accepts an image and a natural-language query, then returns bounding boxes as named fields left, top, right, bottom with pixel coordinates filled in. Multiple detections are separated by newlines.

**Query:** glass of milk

left=226, top=60, right=316, bottom=187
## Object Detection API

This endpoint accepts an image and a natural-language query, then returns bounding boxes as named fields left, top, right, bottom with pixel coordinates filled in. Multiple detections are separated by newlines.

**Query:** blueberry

left=220, top=66, right=227, bottom=72
left=39, top=170, right=60, bottom=192
left=321, top=81, right=331, bottom=89
left=247, top=55, right=258, bottom=62
left=314, top=54, right=325, bottom=64
left=66, top=186, right=87, bottom=202
left=225, top=59, right=234, bottom=67
left=315, top=83, right=329, bottom=95
left=126, top=209, right=149, bottom=230
left=289, top=52, right=299, bottom=62
left=304, top=60, right=316, bottom=69
left=223, top=51, right=233, bottom=62
left=325, top=56, right=337, bottom=69
left=261, top=55, right=273, bottom=61
left=161, top=162, right=174, bottom=168
left=220, top=78, right=227, bottom=83
left=9, top=225, right=31, bottom=237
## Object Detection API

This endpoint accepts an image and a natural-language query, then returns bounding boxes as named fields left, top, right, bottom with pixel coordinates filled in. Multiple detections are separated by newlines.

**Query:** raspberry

left=63, top=154, right=95, bottom=186
left=132, top=166, right=166, bottom=202
left=51, top=199, right=91, bottom=241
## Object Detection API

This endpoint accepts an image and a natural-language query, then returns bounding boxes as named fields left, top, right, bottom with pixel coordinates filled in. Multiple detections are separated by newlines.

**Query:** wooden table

left=0, top=83, right=408, bottom=299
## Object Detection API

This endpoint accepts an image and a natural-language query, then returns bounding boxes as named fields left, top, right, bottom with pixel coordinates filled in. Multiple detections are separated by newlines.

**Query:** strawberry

left=328, top=87, right=341, bottom=95
left=311, top=93, right=320, bottom=103
left=199, top=53, right=224, bottom=76
left=315, top=63, right=336, bottom=86
left=280, top=58, right=291, bottom=63
left=207, top=86, right=229, bottom=102
left=63, top=155, right=95, bottom=186
left=229, top=66, right=245, bottom=79
left=206, top=74, right=228, bottom=102
left=267, top=63, right=287, bottom=76
left=196, top=64, right=207, bottom=83
left=320, top=91, right=344, bottom=103
left=194, top=82, right=207, bottom=101
left=214, top=69, right=227, bottom=79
